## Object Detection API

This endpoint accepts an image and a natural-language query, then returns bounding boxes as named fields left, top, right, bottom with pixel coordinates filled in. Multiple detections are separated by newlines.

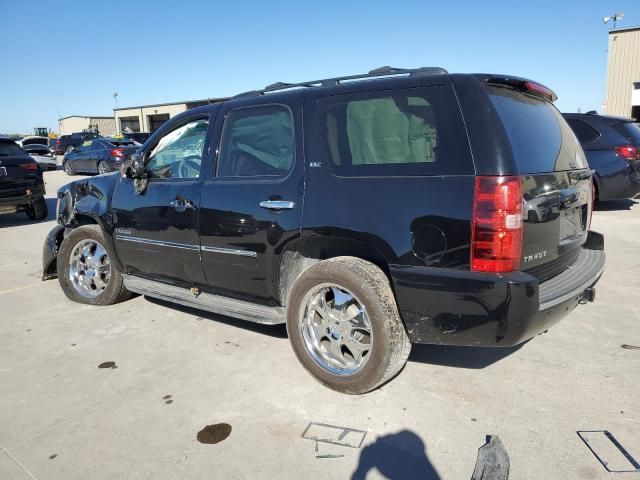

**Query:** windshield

left=488, top=87, right=588, bottom=173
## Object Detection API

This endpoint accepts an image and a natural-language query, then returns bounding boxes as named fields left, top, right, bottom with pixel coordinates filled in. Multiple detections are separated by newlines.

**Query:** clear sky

left=1, top=0, right=638, bottom=134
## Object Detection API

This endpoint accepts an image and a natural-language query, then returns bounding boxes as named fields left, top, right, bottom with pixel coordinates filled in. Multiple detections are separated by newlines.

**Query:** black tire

left=97, top=161, right=110, bottom=174
left=286, top=257, right=411, bottom=394
left=57, top=225, right=133, bottom=306
left=65, top=145, right=75, bottom=153
left=25, top=197, right=48, bottom=221
left=63, top=161, right=74, bottom=175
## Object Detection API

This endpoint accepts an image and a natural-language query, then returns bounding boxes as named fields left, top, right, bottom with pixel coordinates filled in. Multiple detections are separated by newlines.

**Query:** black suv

left=0, top=137, right=48, bottom=220
left=563, top=112, right=640, bottom=201
left=42, top=67, right=605, bottom=394
left=53, top=132, right=100, bottom=155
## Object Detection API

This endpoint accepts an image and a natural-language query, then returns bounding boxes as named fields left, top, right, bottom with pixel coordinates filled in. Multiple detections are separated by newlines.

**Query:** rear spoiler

left=481, top=75, right=558, bottom=103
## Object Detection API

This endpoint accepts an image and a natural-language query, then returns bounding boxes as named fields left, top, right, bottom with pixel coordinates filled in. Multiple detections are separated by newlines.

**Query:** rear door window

left=488, top=87, right=587, bottom=173
left=217, top=105, right=294, bottom=178
left=565, top=118, right=600, bottom=144
left=318, top=86, right=474, bottom=176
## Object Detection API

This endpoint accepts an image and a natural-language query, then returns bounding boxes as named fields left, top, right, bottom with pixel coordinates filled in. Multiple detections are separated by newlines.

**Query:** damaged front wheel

left=57, top=225, right=132, bottom=305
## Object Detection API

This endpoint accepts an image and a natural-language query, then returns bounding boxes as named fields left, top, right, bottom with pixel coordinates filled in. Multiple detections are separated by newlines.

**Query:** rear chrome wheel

left=286, top=257, right=411, bottom=394
left=299, top=283, right=372, bottom=376
left=68, top=239, right=111, bottom=298
left=97, top=161, right=110, bottom=175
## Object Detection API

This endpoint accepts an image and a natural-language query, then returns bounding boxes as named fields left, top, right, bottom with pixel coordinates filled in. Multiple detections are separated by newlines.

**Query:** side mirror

left=121, top=153, right=146, bottom=179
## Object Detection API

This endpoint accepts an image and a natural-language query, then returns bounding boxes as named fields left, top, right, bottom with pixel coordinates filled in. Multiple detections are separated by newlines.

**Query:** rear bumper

left=0, top=182, right=45, bottom=212
left=390, top=231, right=605, bottom=347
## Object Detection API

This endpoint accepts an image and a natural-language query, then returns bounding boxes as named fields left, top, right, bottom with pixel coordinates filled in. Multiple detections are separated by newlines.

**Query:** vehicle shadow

left=594, top=198, right=638, bottom=211
left=351, top=430, right=440, bottom=480
left=143, top=296, right=288, bottom=338
left=408, top=342, right=525, bottom=369
left=0, top=197, right=57, bottom=228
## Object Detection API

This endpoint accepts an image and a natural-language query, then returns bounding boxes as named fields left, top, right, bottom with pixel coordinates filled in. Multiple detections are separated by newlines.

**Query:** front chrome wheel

left=98, top=161, right=109, bottom=174
left=68, top=239, right=111, bottom=298
left=298, top=283, right=372, bottom=376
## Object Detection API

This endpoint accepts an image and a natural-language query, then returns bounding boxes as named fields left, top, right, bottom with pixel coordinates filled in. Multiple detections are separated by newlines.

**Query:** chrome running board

left=122, top=275, right=285, bottom=325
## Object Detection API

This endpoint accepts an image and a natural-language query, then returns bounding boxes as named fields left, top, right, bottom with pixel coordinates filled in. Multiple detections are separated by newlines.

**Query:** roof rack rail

left=232, top=66, right=448, bottom=99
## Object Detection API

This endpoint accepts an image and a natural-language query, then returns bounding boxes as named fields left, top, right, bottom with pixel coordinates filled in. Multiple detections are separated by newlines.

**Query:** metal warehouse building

left=605, top=25, right=640, bottom=118
left=58, top=115, right=116, bottom=136
left=114, top=97, right=226, bottom=134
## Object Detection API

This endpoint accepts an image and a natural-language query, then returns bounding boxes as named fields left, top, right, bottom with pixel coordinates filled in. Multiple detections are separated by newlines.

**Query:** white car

left=23, top=143, right=57, bottom=170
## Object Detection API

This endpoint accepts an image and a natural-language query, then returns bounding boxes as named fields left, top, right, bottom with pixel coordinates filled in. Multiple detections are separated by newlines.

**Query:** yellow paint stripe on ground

left=0, top=283, right=43, bottom=295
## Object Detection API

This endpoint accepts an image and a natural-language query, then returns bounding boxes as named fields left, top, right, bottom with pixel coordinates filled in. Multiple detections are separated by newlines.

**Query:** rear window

left=488, top=87, right=587, bottom=173
left=319, top=86, right=473, bottom=176
left=0, top=141, right=25, bottom=156
left=613, top=121, right=640, bottom=143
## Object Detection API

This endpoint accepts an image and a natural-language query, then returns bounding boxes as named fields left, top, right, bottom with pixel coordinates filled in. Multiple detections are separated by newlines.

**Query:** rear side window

left=319, top=86, right=473, bottom=176
left=613, top=121, right=640, bottom=143
left=565, top=118, right=600, bottom=143
left=488, top=87, right=587, bottom=173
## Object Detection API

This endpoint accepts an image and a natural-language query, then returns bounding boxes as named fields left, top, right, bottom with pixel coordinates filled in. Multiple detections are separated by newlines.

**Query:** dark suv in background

left=53, top=132, right=100, bottom=155
left=563, top=112, right=640, bottom=201
left=42, top=67, right=605, bottom=394
left=0, top=137, right=48, bottom=220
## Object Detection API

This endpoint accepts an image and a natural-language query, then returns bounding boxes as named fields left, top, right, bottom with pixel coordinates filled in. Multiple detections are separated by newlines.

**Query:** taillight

left=471, top=176, right=523, bottom=273
left=19, top=163, right=38, bottom=171
left=55, top=139, right=61, bottom=145
left=111, top=147, right=125, bottom=157
left=614, top=145, right=638, bottom=160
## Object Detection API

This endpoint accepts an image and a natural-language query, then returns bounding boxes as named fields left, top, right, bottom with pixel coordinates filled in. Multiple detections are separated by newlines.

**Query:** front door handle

left=170, top=198, right=194, bottom=212
left=259, top=200, right=295, bottom=210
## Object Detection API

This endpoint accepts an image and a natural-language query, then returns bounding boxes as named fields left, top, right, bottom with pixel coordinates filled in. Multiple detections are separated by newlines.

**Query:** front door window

left=146, top=118, right=209, bottom=179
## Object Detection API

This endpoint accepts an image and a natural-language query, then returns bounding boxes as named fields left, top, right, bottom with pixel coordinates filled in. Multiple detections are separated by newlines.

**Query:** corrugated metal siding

left=90, top=117, right=116, bottom=136
left=605, top=29, right=640, bottom=117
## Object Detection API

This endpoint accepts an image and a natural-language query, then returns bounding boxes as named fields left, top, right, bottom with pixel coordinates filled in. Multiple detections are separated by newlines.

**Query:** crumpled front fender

left=42, top=224, right=65, bottom=280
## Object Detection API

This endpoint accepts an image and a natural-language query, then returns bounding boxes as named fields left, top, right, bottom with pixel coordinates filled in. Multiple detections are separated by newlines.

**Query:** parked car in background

left=123, top=132, right=151, bottom=145
left=43, top=67, right=605, bottom=394
left=23, top=144, right=57, bottom=170
left=563, top=112, right=640, bottom=201
left=53, top=132, right=100, bottom=155
left=0, top=137, right=48, bottom=220
left=63, top=138, right=138, bottom=175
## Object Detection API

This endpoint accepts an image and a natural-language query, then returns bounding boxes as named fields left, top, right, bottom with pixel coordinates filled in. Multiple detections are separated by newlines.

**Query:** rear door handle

left=259, top=200, right=295, bottom=210
left=170, top=198, right=194, bottom=212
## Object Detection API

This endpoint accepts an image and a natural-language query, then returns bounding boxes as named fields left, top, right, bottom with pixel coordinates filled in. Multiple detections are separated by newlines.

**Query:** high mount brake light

left=484, top=77, right=558, bottom=102
left=471, top=176, right=523, bottom=273
left=614, top=144, right=638, bottom=160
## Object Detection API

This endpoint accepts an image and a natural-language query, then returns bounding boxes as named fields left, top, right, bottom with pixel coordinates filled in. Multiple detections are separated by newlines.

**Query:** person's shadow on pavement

left=351, top=430, right=441, bottom=480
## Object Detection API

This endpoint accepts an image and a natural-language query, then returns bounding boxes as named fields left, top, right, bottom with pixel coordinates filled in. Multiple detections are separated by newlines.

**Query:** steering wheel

left=177, top=155, right=201, bottom=178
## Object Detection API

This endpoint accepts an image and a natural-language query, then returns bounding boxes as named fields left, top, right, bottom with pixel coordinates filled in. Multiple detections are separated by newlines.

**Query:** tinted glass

left=319, top=86, right=473, bottom=176
left=25, top=145, right=49, bottom=153
left=146, top=118, right=208, bottom=179
left=613, top=121, right=640, bottom=143
left=488, top=87, right=587, bottom=173
left=565, top=118, right=600, bottom=143
left=0, top=141, right=25, bottom=156
left=217, top=105, right=294, bottom=177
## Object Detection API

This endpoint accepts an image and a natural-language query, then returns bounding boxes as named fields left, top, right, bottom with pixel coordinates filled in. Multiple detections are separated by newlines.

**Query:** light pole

left=603, top=13, right=624, bottom=29
left=113, top=92, right=118, bottom=109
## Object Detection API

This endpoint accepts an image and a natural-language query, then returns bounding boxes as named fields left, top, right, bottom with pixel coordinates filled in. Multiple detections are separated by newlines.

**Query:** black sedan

left=63, top=138, right=138, bottom=175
